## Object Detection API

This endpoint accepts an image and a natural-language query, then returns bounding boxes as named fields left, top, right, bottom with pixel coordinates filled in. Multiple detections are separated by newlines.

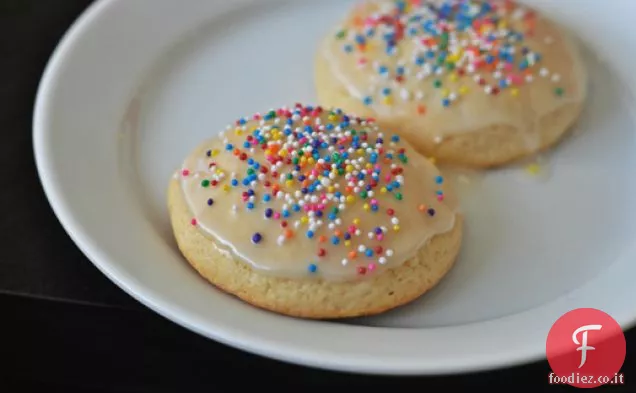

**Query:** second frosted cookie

left=315, top=0, right=588, bottom=168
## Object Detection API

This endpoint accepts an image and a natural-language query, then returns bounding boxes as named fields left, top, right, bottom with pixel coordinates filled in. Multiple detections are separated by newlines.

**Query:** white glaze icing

left=177, top=106, right=458, bottom=281
left=321, top=0, right=587, bottom=146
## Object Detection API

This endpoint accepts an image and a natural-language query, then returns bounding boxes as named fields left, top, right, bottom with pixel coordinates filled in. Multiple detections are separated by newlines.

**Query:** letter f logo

left=572, top=324, right=603, bottom=368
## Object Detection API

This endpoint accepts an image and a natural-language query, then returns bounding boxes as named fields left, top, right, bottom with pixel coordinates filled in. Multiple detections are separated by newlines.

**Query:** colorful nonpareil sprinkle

left=525, top=162, right=541, bottom=175
left=252, top=232, right=263, bottom=244
left=336, top=0, right=566, bottom=111
left=184, top=104, right=448, bottom=276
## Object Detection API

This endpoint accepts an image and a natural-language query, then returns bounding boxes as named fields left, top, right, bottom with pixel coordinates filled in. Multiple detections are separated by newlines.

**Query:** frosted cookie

left=315, top=0, right=588, bottom=168
left=168, top=104, right=462, bottom=319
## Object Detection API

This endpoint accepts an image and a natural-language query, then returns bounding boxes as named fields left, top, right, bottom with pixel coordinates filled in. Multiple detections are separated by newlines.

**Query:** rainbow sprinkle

left=183, top=104, right=447, bottom=276
left=334, top=0, right=566, bottom=111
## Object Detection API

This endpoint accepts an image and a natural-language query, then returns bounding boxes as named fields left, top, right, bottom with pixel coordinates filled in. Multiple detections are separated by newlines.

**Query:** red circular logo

left=546, top=308, right=626, bottom=388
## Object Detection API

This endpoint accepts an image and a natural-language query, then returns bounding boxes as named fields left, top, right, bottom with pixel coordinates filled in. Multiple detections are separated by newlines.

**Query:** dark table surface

left=1, top=1, right=633, bottom=391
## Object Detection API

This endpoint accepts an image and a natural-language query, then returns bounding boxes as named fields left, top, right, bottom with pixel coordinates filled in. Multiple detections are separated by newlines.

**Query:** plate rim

left=33, top=0, right=636, bottom=375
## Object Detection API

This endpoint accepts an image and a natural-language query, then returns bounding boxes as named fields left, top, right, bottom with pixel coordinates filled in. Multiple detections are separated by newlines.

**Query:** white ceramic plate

left=34, top=0, right=636, bottom=375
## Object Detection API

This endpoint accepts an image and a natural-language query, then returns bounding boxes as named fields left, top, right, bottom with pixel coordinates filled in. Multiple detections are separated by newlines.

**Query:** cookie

left=315, top=0, right=588, bottom=168
left=168, top=104, right=462, bottom=319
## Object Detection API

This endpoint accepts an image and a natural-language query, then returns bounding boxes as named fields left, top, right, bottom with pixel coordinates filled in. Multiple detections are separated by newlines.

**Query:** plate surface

left=34, top=0, right=636, bottom=374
